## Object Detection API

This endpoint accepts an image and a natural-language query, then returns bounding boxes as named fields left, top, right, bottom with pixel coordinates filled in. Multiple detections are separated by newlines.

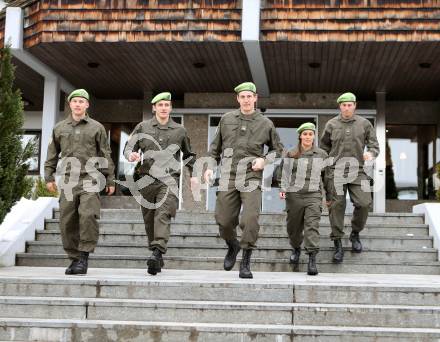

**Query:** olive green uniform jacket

left=208, top=109, right=284, bottom=249
left=280, top=146, right=330, bottom=253
left=44, top=115, right=115, bottom=260
left=320, top=113, right=380, bottom=240
left=123, top=116, right=196, bottom=253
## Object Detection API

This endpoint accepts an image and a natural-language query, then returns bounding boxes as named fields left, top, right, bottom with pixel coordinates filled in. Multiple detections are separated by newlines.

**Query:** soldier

left=204, top=82, right=284, bottom=279
left=124, top=92, right=197, bottom=276
left=279, top=122, right=330, bottom=276
left=320, top=92, right=379, bottom=263
left=45, top=89, right=115, bottom=275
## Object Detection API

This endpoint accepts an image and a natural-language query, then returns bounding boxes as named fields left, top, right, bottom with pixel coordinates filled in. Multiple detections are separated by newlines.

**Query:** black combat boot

left=289, top=247, right=301, bottom=271
left=65, top=259, right=79, bottom=275
left=349, top=231, right=362, bottom=253
left=157, top=256, right=164, bottom=273
left=332, top=239, right=344, bottom=264
left=147, top=248, right=163, bottom=275
left=224, top=239, right=241, bottom=271
left=239, top=249, right=253, bottom=279
left=148, top=245, right=164, bottom=272
left=307, top=252, right=318, bottom=276
left=71, top=252, right=89, bottom=275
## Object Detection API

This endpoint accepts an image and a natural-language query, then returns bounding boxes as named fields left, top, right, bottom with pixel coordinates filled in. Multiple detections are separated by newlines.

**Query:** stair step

left=52, top=209, right=425, bottom=224
left=26, top=241, right=438, bottom=262
left=1, top=296, right=439, bottom=328
left=3, top=318, right=440, bottom=342
left=1, top=268, right=440, bottom=306
left=36, top=230, right=434, bottom=249
left=15, top=254, right=440, bottom=274
left=44, top=220, right=430, bottom=236
left=0, top=296, right=293, bottom=325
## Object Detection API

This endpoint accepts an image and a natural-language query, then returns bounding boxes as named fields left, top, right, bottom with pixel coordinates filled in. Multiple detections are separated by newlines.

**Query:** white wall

left=23, top=111, right=43, bottom=130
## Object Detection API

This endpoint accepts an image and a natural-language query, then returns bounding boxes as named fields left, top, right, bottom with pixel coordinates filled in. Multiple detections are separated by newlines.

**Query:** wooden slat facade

left=261, top=0, right=440, bottom=42
left=21, top=0, right=241, bottom=47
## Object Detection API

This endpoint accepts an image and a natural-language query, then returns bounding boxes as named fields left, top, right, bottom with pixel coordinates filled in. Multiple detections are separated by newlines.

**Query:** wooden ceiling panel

left=261, top=41, right=440, bottom=100
left=27, top=41, right=251, bottom=98
left=12, top=57, right=44, bottom=110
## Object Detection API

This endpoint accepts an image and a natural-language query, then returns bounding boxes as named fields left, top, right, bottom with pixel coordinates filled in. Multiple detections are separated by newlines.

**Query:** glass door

left=386, top=124, right=437, bottom=200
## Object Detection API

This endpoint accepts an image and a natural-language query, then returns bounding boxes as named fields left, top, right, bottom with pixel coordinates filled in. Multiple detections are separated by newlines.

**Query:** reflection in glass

left=386, top=124, right=437, bottom=200
left=21, top=131, right=40, bottom=173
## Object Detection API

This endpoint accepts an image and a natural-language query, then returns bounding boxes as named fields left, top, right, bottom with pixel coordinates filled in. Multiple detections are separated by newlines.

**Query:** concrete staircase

left=17, top=209, right=440, bottom=274
left=1, top=209, right=439, bottom=341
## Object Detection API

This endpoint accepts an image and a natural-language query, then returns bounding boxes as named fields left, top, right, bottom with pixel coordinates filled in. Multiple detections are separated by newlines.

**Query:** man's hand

left=279, top=191, right=286, bottom=199
left=363, top=152, right=373, bottom=161
left=252, top=157, right=265, bottom=171
left=46, top=181, right=57, bottom=193
left=326, top=200, right=332, bottom=208
left=128, top=152, right=141, bottom=162
left=204, top=169, right=214, bottom=184
left=106, top=186, right=115, bottom=196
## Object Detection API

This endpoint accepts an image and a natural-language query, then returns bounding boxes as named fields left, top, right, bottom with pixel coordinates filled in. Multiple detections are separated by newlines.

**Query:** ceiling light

left=87, top=62, right=100, bottom=68
left=193, top=62, right=205, bottom=69
left=419, top=62, right=431, bottom=69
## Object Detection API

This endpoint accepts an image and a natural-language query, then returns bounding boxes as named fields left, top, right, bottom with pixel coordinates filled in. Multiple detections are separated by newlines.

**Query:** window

left=21, top=130, right=41, bottom=174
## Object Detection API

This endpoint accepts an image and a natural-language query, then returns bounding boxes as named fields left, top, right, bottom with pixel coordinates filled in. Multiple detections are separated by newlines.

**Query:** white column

left=4, top=7, right=23, bottom=49
left=242, top=0, right=270, bottom=97
left=40, top=77, right=60, bottom=178
left=5, top=7, right=74, bottom=94
left=374, top=92, right=386, bottom=213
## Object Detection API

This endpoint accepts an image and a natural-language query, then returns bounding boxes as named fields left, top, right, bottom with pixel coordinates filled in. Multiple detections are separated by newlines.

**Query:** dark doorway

left=386, top=124, right=437, bottom=200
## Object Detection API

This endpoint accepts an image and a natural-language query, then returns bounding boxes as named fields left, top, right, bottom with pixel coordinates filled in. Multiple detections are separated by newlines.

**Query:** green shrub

left=0, top=45, right=33, bottom=224
left=21, top=176, right=34, bottom=199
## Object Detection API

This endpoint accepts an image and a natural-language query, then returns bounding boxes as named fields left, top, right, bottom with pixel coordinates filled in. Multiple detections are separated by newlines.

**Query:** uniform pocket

left=81, top=134, right=97, bottom=152
left=167, top=193, right=178, bottom=218
left=247, top=142, right=263, bottom=157
left=247, top=126, right=267, bottom=157
left=330, top=128, right=342, bottom=141
left=168, top=129, right=183, bottom=146
left=222, top=124, right=238, bottom=148
left=59, top=132, right=71, bottom=151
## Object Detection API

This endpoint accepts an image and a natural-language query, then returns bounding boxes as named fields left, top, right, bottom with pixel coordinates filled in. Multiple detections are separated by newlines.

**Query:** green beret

left=234, top=82, right=256, bottom=94
left=337, top=92, right=356, bottom=103
left=67, top=89, right=89, bottom=102
left=297, top=122, right=316, bottom=134
left=151, top=92, right=172, bottom=104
